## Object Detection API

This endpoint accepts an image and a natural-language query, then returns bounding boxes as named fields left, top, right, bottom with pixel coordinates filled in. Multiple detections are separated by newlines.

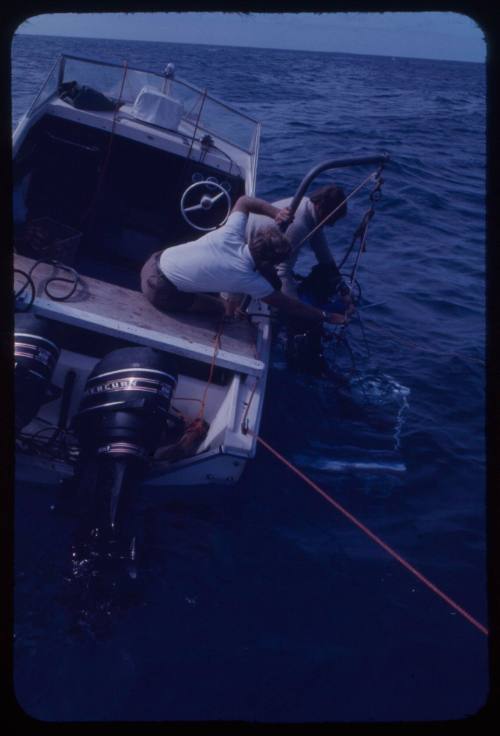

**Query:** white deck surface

left=14, top=255, right=264, bottom=376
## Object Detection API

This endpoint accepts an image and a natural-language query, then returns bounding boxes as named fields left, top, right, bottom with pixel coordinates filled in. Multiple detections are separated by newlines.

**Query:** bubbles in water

left=296, top=456, right=407, bottom=474
left=65, top=533, right=143, bottom=640
left=340, top=371, right=411, bottom=452
left=346, top=371, right=410, bottom=409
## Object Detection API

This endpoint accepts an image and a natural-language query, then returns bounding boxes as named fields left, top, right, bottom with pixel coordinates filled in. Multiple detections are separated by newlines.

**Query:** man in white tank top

left=140, top=195, right=347, bottom=328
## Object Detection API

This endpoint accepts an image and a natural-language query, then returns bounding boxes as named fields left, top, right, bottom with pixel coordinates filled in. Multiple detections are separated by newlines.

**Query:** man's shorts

left=140, top=250, right=196, bottom=312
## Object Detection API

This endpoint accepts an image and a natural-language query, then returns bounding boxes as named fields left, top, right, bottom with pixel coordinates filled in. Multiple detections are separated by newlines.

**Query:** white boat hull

left=13, top=54, right=268, bottom=491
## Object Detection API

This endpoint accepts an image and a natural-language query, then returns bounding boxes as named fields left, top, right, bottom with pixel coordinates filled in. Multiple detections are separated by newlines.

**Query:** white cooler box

left=129, top=86, right=183, bottom=129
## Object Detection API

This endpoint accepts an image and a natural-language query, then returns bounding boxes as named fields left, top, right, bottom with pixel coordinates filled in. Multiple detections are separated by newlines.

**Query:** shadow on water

left=63, top=530, right=145, bottom=642
left=30, top=480, right=240, bottom=645
left=272, top=320, right=411, bottom=492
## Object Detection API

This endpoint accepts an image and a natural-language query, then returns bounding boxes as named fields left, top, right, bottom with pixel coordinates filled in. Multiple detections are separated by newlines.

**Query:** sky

left=15, top=11, right=485, bottom=63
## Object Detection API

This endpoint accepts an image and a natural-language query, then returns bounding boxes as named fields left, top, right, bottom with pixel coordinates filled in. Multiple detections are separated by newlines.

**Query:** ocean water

left=11, top=34, right=488, bottom=722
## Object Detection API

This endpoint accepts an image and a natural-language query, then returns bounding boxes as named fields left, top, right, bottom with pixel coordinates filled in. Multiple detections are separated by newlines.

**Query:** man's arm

left=309, top=228, right=335, bottom=264
left=262, top=290, right=346, bottom=325
left=275, top=258, right=299, bottom=298
left=309, top=231, right=353, bottom=307
left=233, top=195, right=290, bottom=224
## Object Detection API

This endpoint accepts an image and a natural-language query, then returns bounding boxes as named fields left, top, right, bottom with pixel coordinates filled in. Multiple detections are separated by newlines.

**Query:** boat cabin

left=13, top=55, right=260, bottom=289
left=13, top=55, right=269, bottom=490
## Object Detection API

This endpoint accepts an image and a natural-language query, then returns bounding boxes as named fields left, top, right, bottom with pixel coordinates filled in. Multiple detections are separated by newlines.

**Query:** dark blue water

left=11, top=34, right=488, bottom=722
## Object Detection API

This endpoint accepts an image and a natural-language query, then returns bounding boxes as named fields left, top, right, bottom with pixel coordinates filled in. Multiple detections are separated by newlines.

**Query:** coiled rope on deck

left=14, top=259, right=82, bottom=309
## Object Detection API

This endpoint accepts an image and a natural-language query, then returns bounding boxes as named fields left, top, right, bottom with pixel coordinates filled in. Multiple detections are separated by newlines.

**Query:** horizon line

left=14, top=30, right=485, bottom=65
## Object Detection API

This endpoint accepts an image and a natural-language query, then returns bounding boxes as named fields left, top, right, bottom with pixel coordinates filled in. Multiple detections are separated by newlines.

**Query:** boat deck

left=14, top=255, right=264, bottom=376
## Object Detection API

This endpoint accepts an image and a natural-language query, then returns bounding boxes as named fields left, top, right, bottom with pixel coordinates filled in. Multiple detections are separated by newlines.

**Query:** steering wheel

left=180, top=180, right=231, bottom=232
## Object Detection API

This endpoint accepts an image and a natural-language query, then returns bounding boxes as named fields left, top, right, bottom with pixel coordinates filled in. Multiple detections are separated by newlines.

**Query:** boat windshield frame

left=25, top=54, right=261, bottom=156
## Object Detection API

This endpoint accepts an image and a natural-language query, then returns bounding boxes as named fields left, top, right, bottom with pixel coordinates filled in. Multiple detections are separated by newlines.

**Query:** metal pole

left=281, top=153, right=390, bottom=231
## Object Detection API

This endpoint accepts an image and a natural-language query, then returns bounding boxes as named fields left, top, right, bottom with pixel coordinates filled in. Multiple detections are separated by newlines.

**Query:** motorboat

left=12, top=54, right=390, bottom=558
left=13, top=54, right=268, bottom=503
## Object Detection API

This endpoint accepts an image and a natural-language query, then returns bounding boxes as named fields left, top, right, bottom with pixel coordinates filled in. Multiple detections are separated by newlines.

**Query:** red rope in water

left=199, top=272, right=487, bottom=637
left=255, top=434, right=488, bottom=637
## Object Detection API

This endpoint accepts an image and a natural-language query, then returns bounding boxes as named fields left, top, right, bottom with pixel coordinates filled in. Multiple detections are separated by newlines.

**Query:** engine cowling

left=14, top=313, right=60, bottom=431
left=72, top=347, right=178, bottom=537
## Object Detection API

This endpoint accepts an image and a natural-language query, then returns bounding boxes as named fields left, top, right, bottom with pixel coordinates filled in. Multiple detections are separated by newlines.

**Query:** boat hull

left=13, top=55, right=268, bottom=490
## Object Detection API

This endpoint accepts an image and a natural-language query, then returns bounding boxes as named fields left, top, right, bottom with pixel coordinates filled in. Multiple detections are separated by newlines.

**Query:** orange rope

left=209, top=305, right=487, bottom=637
left=153, top=321, right=224, bottom=461
left=241, top=378, right=259, bottom=435
left=197, top=319, right=225, bottom=421
left=255, top=434, right=488, bottom=637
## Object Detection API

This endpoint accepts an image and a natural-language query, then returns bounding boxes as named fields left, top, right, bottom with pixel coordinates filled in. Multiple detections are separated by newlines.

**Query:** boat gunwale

left=59, top=53, right=261, bottom=126
left=39, top=99, right=248, bottom=178
left=21, top=53, right=260, bottom=156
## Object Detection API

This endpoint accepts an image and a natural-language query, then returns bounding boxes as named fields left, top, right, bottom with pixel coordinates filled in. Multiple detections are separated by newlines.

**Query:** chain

left=338, top=161, right=385, bottom=278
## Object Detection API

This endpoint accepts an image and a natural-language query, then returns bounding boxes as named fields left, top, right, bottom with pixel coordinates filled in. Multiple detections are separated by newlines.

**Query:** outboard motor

left=14, top=313, right=61, bottom=431
left=72, top=347, right=178, bottom=546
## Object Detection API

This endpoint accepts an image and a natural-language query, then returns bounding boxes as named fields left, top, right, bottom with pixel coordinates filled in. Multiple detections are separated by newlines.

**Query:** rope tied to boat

left=197, top=318, right=225, bottom=421
left=154, top=317, right=226, bottom=463
left=210, top=162, right=485, bottom=637
left=253, top=433, right=488, bottom=637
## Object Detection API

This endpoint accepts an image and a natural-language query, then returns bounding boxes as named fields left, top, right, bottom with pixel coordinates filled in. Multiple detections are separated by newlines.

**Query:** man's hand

left=222, top=294, right=242, bottom=319
left=233, top=196, right=292, bottom=222
left=322, top=310, right=349, bottom=333
left=263, top=290, right=349, bottom=327
left=274, top=206, right=293, bottom=226
left=335, top=293, right=355, bottom=318
left=330, top=290, right=356, bottom=319
left=344, top=296, right=356, bottom=318
left=325, top=311, right=347, bottom=325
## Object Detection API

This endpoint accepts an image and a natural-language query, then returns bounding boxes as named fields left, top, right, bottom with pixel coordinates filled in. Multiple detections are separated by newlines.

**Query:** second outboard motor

left=72, top=347, right=178, bottom=543
left=15, top=313, right=61, bottom=431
